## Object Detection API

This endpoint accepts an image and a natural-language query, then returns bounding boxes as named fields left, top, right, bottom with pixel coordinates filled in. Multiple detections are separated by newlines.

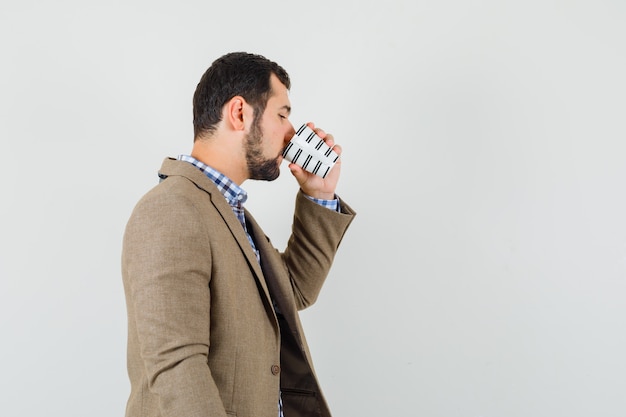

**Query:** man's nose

left=285, top=123, right=296, bottom=142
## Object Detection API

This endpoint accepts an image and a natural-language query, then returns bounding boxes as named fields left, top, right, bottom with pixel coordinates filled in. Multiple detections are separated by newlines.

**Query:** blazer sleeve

left=122, top=190, right=228, bottom=417
left=283, top=191, right=356, bottom=310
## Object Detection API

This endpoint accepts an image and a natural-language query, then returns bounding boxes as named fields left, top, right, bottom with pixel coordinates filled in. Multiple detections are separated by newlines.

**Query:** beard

left=245, top=118, right=282, bottom=181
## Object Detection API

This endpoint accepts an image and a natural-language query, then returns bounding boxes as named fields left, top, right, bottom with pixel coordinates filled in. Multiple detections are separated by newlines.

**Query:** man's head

left=190, top=52, right=295, bottom=184
left=193, top=52, right=291, bottom=140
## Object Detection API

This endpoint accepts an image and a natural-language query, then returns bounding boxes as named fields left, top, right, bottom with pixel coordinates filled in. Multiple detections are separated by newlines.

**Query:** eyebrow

left=279, top=105, right=291, bottom=114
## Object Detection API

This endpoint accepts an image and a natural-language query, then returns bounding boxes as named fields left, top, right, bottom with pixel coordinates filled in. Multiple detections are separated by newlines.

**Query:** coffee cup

left=282, top=124, right=339, bottom=179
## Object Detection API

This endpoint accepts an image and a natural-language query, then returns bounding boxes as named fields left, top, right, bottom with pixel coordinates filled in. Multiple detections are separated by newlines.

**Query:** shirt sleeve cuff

left=304, top=194, right=340, bottom=212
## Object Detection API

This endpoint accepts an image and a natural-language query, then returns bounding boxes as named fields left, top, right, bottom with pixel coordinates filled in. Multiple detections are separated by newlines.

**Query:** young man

left=121, top=52, right=356, bottom=417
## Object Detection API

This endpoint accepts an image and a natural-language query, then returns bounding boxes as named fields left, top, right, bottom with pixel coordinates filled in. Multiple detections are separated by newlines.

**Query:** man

left=121, top=51, right=356, bottom=417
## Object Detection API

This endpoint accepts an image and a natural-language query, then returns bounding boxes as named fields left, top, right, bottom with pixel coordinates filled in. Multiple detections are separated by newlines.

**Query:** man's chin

left=250, top=159, right=281, bottom=181
left=260, top=170, right=280, bottom=182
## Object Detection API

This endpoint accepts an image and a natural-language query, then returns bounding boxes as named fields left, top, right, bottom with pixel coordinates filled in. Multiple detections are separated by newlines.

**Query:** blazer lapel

left=157, top=158, right=274, bottom=309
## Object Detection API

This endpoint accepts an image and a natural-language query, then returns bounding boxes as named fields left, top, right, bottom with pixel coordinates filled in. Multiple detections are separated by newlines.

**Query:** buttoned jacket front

left=122, top=158, right=355, bottom=417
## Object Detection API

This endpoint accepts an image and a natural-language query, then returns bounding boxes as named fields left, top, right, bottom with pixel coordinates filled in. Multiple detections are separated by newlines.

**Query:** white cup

left=282, top=124, right=339, bottom=178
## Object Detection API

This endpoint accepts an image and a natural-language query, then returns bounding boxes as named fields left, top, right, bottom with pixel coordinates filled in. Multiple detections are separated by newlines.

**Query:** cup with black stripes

left=282, top=124, right=340, bottom=179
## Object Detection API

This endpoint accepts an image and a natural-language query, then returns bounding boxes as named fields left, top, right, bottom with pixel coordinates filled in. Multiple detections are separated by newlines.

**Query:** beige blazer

left=122, top=158, right=356, bottom=417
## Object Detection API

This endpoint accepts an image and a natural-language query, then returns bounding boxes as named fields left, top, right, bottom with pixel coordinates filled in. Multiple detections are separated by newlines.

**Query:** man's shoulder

left=127, top=159, right=213, bottom=220
left=136, top=174, right=206, bottom=209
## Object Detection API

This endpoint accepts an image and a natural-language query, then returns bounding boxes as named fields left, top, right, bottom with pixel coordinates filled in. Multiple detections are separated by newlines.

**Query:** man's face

left=245, top=74, right=295, bottom=181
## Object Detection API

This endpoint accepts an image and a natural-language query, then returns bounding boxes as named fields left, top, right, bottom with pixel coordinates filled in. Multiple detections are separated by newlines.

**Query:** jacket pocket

left=281, top=388, right=321, bottom=417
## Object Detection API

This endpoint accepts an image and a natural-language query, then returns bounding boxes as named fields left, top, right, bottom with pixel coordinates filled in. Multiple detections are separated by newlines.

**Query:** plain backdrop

left=1, top=1, right=625, bottom=416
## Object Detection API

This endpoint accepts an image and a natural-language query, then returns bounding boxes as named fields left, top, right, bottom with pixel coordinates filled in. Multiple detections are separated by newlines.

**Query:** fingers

left=306, top=122, right=326, bottom=138
left=287, top=162, right=309, bottom=187
left=306, top=121, right=337, bottom=152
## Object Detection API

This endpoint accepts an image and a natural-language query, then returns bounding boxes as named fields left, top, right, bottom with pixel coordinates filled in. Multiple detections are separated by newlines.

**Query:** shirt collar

left=178, top=154, right=248, bottom=206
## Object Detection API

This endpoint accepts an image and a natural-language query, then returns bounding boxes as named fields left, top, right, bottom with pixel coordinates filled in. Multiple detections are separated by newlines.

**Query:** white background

left=1, top=1, right=625, bottom=416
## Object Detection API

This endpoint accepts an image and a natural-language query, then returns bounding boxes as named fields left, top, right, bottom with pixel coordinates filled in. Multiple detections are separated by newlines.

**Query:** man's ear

left=226, top=96, right=254, bottom=131
left=225, top=96, right=245, bottom=131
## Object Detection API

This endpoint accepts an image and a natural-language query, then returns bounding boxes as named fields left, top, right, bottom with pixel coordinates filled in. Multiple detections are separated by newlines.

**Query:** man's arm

left=283, top=191, right=356, bottom=310
left=122, top=190, right=227, bottom=417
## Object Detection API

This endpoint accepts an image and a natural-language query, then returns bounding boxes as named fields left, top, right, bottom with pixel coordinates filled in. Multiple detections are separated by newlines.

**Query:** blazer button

left=271, top=365, right=280, bottom=375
